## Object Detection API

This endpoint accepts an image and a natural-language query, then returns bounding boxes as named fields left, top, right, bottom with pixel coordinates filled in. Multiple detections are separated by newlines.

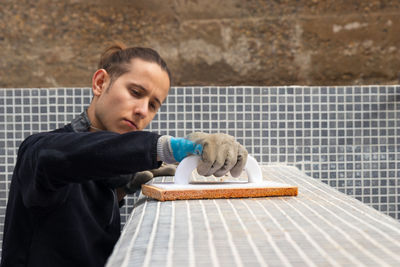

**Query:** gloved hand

left=157, top=133, right=248, bottom=177
left=124, top=163, right=177, bottom=194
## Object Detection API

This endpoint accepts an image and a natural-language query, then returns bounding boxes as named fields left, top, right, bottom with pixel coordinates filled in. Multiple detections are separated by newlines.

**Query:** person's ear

left=92, top=69, right=110, bottom=96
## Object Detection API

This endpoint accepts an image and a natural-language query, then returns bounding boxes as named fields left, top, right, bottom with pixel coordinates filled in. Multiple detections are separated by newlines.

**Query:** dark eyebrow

left=128, top=82, right=162, bottom=107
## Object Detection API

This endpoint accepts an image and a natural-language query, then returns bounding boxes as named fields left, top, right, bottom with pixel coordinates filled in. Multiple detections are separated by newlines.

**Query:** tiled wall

left=0, top=86, right=399, bottom=247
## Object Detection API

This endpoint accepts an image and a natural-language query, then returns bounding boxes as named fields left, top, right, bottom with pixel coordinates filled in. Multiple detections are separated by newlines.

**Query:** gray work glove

left=187, top=133, right=248, bottom=177
left=124, top=163, right=177, bottom=194
left=157, top=133, right=248, bottom=177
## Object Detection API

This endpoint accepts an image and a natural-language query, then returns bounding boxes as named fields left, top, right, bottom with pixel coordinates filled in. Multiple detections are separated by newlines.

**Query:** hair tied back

left=98, top=41, right=127, bottom=69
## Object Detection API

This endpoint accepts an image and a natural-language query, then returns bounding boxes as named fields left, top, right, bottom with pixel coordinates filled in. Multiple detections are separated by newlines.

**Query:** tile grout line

left=227, top=199, right=268, bottom=267
left=212, top=199, right=243, bottom=267
left=199, top=200, right=220, bottom=267
left=280, top=167, right=400, bottom=238
left=108, top=202, right=137, bottom=262
left=120, top=201, right=148, bottom=267
left=282, top=198, right=366, bottom=266
left=186, top=200, right=196, bottom=267
left=255, top=199, right=317, bottom=267
left=240, top=200, right=293, bottom=267
left=269, top=165, right=400, bottom=230
left=166, top=201, right=175, bottom=267
left=267, top=199, right=340, bottom=267
left=279, top=168, right=400, bottom=262
left=142, top=201, right=161, bottom=267
left=292, top=191, right=400, bottom=264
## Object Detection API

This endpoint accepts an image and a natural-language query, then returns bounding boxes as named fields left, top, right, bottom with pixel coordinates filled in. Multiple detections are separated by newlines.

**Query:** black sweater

left=1, top=124, right=161, bottom=267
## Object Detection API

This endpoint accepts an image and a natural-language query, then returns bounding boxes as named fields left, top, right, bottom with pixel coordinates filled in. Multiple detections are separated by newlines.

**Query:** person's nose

left=134, top=99, right=149, bottom=118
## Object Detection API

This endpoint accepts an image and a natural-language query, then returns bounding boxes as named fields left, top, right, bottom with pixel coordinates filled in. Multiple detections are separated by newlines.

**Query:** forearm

left=18, top=130, right=161, bottom=188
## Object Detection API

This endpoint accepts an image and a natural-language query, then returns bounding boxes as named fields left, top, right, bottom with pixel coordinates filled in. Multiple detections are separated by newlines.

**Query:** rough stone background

left=0, top=0, right=399, bottom=87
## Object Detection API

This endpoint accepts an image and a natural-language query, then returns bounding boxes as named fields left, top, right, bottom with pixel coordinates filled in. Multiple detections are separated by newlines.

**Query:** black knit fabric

left=1, top=123, right=161, bottom=267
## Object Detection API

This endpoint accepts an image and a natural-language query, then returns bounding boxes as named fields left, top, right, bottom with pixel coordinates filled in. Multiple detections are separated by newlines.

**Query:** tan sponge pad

left=142, top=181, right=298, bottom=201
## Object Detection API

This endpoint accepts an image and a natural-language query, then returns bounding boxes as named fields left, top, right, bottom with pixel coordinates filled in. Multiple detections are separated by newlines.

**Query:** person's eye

left=129, top=88, right=140, bottom=96
left=149, top=102, right=157, bottom=111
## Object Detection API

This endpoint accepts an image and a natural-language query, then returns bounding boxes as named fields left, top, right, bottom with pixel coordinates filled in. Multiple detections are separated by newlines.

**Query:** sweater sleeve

left=15, top=130, right=161, bottom=207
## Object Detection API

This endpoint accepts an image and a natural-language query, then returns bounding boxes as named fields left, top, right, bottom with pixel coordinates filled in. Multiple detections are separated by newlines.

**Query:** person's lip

left=124, top=119, right=138, bottom=130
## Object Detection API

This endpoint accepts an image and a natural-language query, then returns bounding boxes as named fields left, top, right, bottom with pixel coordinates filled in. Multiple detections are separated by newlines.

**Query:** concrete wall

left=0, top=0, right=400, bottom=87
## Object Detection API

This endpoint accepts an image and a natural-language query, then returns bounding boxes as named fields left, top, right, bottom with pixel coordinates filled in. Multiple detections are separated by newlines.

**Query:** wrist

left=170, top=137, right=202, bottom=162
left=157, top=135, right=203, bottom=163
left=157, top=135, right=176, bottom=164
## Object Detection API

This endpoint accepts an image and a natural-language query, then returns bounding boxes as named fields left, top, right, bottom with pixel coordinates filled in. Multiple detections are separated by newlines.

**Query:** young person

left=0, top=43, right=248, bottom=267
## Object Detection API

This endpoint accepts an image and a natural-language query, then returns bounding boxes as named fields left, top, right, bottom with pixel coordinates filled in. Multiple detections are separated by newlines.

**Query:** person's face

left=90, top=58, right=170, bottom=134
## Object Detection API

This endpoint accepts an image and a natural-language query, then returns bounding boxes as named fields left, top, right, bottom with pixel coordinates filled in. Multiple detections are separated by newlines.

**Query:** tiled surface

left=0, top=86, right=399, bottom=251
left=106, top=166, right=400, bottom=267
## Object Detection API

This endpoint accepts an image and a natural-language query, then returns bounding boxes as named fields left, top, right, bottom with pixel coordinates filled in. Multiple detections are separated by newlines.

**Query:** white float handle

left=174, top=155, right=263, bottom=185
